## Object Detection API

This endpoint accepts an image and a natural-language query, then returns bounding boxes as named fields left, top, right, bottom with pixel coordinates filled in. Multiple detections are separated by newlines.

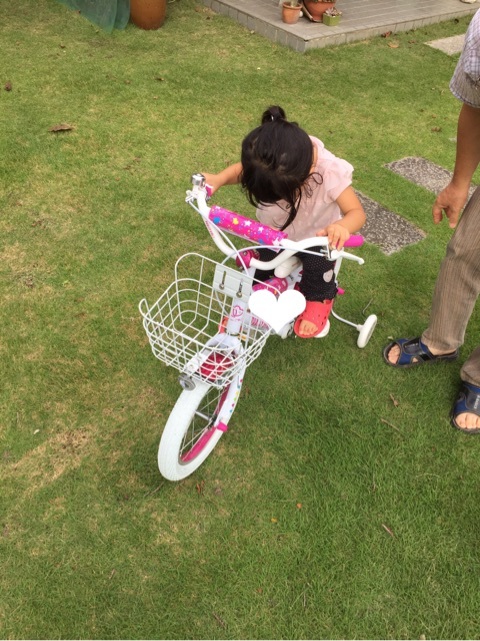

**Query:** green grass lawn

left=2, top=1, right=480, bottom=638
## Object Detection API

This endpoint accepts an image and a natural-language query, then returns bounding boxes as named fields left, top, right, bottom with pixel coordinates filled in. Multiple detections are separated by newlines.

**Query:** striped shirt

left=450, top=9, right=480, bottom=107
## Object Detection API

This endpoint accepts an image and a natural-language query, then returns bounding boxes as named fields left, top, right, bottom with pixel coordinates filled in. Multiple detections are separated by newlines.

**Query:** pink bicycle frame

left=208, top=204, right=364, bottom=249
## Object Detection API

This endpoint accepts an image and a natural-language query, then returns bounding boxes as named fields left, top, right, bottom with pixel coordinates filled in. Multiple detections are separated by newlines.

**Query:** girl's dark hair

left=240, top=106, right=317, bottom=230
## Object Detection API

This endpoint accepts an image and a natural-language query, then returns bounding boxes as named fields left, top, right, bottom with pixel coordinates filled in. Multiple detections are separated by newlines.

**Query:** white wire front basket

left=139, top=253, right=272, bottom=389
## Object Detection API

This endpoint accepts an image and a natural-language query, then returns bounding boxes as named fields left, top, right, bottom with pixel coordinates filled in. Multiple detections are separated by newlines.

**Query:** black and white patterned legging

left=254, top=246, right=337, bottom=302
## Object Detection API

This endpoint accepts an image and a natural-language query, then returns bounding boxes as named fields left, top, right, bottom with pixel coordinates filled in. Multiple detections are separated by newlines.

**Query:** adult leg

left=422, top=186, right=480, bottom=356
left=461, top=347, right=480, bottom=386
left=386, top=186, right=480, bottom=367
left=423, top=187, right=480, bottom=430
left=452, top=347, right=480, bottom=431
left=386, top=187, right=480, bottom=430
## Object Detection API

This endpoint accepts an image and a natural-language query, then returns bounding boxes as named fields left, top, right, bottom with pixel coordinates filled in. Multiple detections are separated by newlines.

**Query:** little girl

left=203, top=106, right=366, bottom=338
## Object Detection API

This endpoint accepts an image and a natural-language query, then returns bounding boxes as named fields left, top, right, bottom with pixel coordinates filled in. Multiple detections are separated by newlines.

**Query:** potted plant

left=130, top=0, right=166, bottom=29
left=322, top=6, right=342, bottom=25
left=281, top=0, right=303, bottom=24
left=302, top=0, right=336, bottom=23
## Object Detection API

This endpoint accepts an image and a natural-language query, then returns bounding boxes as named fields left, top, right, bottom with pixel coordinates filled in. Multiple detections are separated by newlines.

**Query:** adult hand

left=432, top=182, right=469, bottom=228
left=316, top=223, right=350, bottom=250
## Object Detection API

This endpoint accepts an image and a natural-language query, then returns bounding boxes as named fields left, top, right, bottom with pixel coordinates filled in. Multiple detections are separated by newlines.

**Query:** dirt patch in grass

left=2, top=426, right=93, bottom=496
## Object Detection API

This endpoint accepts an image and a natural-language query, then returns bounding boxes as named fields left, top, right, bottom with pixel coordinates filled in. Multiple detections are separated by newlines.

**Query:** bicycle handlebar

left=187, top=174, right=364, bottom=268
left=209, top=205, right=289, bottom=246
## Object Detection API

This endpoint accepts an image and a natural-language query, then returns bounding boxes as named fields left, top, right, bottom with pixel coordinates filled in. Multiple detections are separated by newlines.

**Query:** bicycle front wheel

left=158, top=376, right=242, bottom=481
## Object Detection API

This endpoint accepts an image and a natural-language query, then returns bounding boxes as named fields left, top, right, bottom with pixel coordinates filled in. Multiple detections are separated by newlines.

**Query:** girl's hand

left=201, top=172, right=220, bottom=195
left=201, top=163, right=243, bottom=196
left=316, top=223, right=350, bottom=250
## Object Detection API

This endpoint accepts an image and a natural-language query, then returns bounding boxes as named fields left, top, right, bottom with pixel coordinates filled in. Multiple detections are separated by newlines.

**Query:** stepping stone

left=356, top=192, right=425, bottom=256
left=355, top=158, right=460, bottom=254
left=359, top=156, right=478, bottom=255
left=426, top=34, right=465, bottom=55
left=385, top=156, right=476, bottom=198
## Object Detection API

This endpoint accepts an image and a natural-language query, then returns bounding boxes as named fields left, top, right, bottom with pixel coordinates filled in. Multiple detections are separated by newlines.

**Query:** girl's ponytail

left=242, top=105, right=319, bottom=230
left=261, top=105, right=286, bottom=124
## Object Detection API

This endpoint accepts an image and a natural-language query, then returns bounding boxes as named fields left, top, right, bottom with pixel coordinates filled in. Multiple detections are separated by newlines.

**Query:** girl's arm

left=316, top=186, right=366, bottom=250
left=201, top=162, right=243, bottom=195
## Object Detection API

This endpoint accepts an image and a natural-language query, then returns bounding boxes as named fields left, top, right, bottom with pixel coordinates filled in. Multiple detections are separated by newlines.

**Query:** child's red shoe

left=293, top=299, right=333, bottom=339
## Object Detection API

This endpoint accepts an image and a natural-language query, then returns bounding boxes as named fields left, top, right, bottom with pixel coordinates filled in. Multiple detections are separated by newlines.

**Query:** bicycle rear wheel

left=158, top=376, right=242, bottom=481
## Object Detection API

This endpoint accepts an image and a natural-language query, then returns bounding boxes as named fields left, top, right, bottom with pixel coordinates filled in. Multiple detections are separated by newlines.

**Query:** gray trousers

left=422, top=186, right=480, bottom=387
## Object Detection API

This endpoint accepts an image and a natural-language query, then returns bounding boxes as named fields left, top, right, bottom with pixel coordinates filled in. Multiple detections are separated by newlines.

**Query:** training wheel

left=357, top=314, right=377, bottom=348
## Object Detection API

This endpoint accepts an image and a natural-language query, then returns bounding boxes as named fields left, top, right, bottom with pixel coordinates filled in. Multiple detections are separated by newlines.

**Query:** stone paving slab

left=426, top=33, right=465, bottom=54
left=356, top=192, right=426, bottom=255
left=357, top=156, right=478, bottom=255
left=362, top=156, right=478, bottom=255
left=386, top=156, right=453, bottom=194
left=385, top=156, right=476, bottom=197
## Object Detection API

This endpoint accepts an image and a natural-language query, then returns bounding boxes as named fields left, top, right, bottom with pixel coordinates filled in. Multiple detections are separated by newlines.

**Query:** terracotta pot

left=130, top=0, right=166, bottom=29
left=281, top=2, right=302, bottom=24
left=302, top=0, right=335, bottom=22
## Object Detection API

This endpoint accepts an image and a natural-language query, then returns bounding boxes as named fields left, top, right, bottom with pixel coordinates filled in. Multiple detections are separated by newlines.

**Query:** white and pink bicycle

left=139, top=174, right=377, bottom=481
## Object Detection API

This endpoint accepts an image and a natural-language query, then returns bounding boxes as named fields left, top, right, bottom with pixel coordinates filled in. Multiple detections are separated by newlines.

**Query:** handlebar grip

left=209, top=206, right=288, bottom=246
left=344, top=234, right=364, bottom=248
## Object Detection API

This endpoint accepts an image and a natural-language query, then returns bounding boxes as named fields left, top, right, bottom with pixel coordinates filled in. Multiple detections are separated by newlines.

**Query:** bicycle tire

left=158, top=377, right=242, bottom=481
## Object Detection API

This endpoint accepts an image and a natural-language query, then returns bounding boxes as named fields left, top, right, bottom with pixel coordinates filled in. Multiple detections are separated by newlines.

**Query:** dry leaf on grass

left=49, top=123, right=74, bottom=133
left=380, top=418, right=402, bottom=434
left=382, top=523, right=395, bottom=537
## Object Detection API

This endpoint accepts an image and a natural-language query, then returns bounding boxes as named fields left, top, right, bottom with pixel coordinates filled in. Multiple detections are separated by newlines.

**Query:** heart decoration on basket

left=248, top=289, right=306, bottom=334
